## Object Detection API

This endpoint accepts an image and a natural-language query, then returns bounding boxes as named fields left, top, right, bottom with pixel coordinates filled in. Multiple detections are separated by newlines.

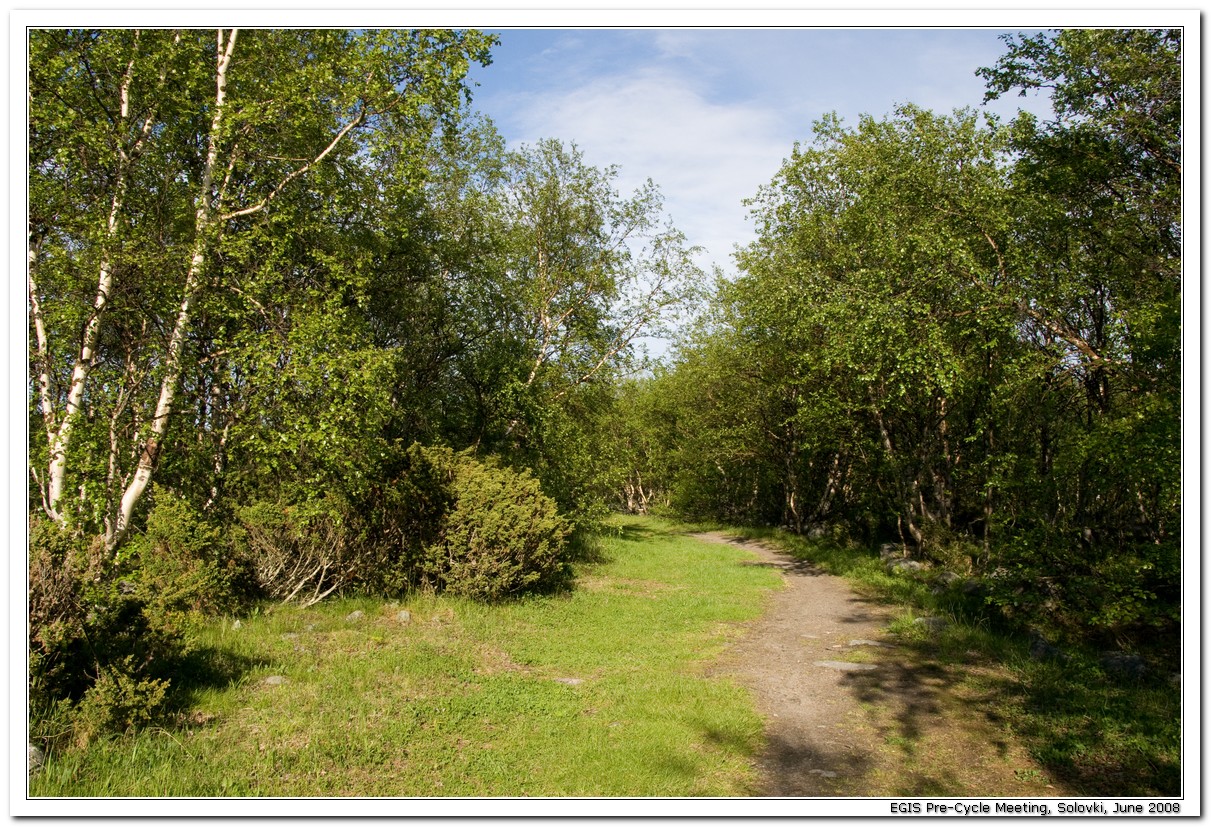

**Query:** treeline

left=28, top=29, right=700, bottom=738
left=607, top=30, right=1181, bottom=651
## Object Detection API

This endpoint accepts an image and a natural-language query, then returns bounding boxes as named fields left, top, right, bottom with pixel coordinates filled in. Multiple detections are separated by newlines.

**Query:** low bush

left=237, top=443, right=573, bottom=604
left=238, top=497, right=359, bottom=607
left=421, top=450, right=572, bottom=600
left=129, top=489, right=254, bottom=632
left=28, top=517, right=186, bottom=750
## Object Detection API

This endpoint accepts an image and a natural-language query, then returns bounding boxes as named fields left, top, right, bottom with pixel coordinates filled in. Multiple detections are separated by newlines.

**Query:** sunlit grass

left=30, top=515, right=780, bottom=797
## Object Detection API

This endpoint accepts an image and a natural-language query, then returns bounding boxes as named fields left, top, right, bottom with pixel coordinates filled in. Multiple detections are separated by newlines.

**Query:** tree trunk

left=38, top=31, right=178, bottom=526
left=106, top=28, right=238, bottom=552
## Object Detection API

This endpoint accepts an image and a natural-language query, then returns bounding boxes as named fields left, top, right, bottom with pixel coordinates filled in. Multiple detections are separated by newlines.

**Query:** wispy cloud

left=506, top=64, right=791, bottom=268
left=476, top=28, right=1056, bottom=278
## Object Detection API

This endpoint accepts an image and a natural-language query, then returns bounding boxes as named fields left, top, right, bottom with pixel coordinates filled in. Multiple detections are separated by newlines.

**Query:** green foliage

left=234, top=443, right=571, bottom=604
left=128, top=489, right=252, bottom=633
left=614, top=29, right=1182, bottom=650
left=422, top=449, right=572, bottom=600
left=28, top=519, right=188, bottom=750
left=72, top=660, right=170, bottom=747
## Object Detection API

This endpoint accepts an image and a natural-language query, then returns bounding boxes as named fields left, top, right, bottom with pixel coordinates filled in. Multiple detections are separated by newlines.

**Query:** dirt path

left=694, top=531, right=1066, bottom=798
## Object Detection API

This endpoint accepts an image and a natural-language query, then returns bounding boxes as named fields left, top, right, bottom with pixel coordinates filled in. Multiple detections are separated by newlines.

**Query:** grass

left=29, top=516, right=782, bottom=798
left=725, top=524, right=1182, bottom=797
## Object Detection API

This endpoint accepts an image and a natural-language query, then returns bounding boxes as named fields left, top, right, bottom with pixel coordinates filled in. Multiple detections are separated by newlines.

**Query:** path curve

left=695, top=531, right=896, bottom=795
left=694, top=530, right=1067, bottom=798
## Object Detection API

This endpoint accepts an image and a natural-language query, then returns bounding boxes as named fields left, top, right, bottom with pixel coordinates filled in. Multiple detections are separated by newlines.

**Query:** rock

left=28, top=743, right=44, bottom=775
left=890, top=559, right=926, bottom=574
left=913, top=616, right=948, bottom=633
left=806, top=526, right=827, bottom=540
left=231, top=619, right=242, bottom=630
left=554, top=677, right=584, bottom=685
left=1029, top=635, right=1065, bottom=662
left=879, top=543, right=902, bottom=561
left=847, top=639, right=888, bottom=648
left=262, top=675, right=288, bottom=686
left=1100, top=651, right=1148, bottom=679
left=345, top=610, right=365, bottom=622
left=814, top=660, right=879, bottom=672
left=936, top=571, right=962, bottom=586
left=809, top=768, right=838, bottom=778
left=395, top=610, right=412, bottom=624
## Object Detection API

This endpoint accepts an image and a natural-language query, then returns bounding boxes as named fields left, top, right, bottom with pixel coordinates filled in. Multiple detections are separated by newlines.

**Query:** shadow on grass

left=746, top=527, right=1181, bottom=798
left=160, top=645, right=269, bottom=724
left=842, top=632, right=1178, bottom=796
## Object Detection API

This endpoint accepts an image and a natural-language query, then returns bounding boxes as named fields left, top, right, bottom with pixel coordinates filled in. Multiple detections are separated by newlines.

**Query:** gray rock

left=936, top=571, right=963, bottom=586
left=1100, top=651, right=1148, bottom=679
left=395, top=610, right=412, bottom=624
left=809, top=768, right=838, bottom=778
left=890, top=559, right=926, bottom=574
left=262, top=675, right=288, bottom=686
left=554, top=677, right=584, bottom=685
left=1029, top=635, right=1066, bottom=662
left=231, top=619, right=242, bottom=630
left=913, top=616, right=948, bottom=633
left=345, top=610, right=365, bottom=622
left=814, top=660, right=879, bottom=672
left=879, top=543, right=902, bottom=561
left=28, top=743, right=44, bottom=775
left=847, top=639, right=889, bottom=648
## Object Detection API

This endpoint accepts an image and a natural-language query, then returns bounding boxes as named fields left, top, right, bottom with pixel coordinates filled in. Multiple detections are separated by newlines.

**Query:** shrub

left=28, top=518, right=185, bottom=750
left=129, top=489, right=253, bottom=633
left=72, top=659, right=170, bottom=747
left=236, top=444, right=573, bottom=604
left=352, top=442, right=458, bottom=596
left=237, top=497, right=358, bottom=607
left=421, top=450, right=572, bottom=600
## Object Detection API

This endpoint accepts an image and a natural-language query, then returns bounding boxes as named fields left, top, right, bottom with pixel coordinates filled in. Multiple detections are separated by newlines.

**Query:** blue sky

left=464, top=28, right=1053, bottom=278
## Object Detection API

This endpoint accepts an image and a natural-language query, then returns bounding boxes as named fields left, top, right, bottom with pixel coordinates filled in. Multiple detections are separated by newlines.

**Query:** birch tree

left=29, top=28, right=494, bottom=550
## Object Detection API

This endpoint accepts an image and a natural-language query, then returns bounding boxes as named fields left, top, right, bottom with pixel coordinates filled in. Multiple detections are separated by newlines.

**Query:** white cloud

left=506, top=64, right=793, bottom=274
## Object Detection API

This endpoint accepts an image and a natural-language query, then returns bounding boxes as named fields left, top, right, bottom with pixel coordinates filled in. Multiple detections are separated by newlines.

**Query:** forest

left=28, top=27, right=1181, bottom=763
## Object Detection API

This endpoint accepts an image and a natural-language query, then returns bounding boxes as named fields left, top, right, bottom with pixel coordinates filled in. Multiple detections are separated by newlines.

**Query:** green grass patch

left=29, top=515, right=780, bottom=797
left=729, top=525, right=1181, bottom=797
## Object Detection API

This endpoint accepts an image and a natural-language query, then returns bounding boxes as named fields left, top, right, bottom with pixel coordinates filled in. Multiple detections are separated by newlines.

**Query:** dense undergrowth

left=29, top=444, right=575, bottom=756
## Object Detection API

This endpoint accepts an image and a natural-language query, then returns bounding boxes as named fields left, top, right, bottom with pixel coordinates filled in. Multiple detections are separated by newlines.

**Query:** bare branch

left=219, top=106, right=366, bottom=222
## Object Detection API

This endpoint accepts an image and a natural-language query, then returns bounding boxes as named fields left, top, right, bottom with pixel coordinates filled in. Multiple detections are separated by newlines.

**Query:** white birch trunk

left=107, top=29, right=238, bottom=552
left=41, top=32, right=177, bottom=523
